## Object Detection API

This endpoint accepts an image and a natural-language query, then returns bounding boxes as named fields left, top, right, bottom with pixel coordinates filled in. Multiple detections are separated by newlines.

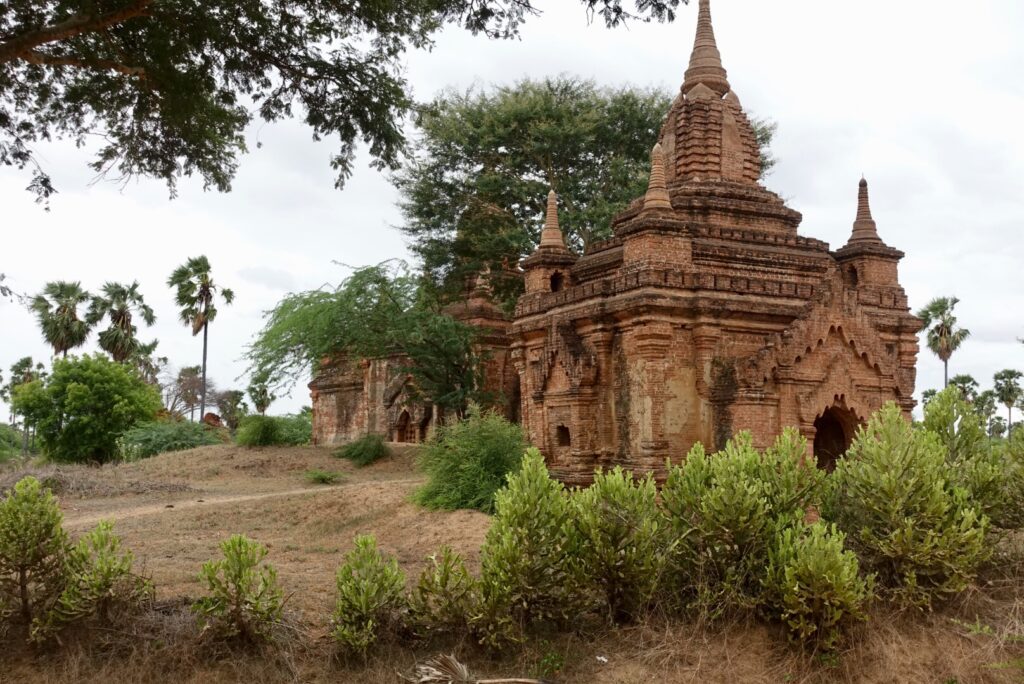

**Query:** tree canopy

left=1, top=0, right=694, bottom=203
left=246, top=261, right=485, bottom=415
left=394, top=77, right=776, bottom=309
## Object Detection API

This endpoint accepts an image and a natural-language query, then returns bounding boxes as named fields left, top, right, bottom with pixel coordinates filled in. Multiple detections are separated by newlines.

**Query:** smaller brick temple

left=310, top=0, right=921, bottom=483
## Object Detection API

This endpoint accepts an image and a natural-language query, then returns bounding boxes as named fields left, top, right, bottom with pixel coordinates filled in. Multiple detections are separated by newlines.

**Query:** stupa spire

left=682, top=0, right=731, bottom=97
left=539, top=189, right=567, bottom=249
left=644, top=143, right=672, bottom=210
left=848, top=177, right=882, bottom=243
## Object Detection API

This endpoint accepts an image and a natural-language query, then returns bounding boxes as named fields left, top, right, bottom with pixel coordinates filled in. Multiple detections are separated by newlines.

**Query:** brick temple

left=310, top=0, right=921, bottom=483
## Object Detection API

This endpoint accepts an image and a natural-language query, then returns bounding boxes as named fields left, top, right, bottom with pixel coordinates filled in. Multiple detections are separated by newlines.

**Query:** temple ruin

left=310, top=0, right=921, bottom=483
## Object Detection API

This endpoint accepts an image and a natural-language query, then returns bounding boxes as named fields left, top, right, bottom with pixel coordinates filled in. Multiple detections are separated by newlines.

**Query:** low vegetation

left=414, top=408, right=527, bottom=514
left=236, top=413, right=312, bottom=448
left=193, top=535, right=283, bottom=642
left=335, top=433, right=390, bottom=467
left=116, top=421, right=222, bottom=462
left=304, top=469, right=344, bottom=485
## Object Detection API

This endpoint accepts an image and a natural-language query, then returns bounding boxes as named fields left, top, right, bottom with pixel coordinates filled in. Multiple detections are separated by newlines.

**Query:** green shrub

left=823, top=402, right=989, bottom=608
left=336, top=433, right=390, bottom=467
left=193, top=535, right=283, bottom=641
left=414, top=407, right=527, bottom=514
left=660, top=429, right=824, bottom=610
left=0, top=423, right=21, bottom=461
left=236, top=414, right=312, bottom=447
left=573, top=467, right=662, bottom=623
left=11, top=354, right=161, bottom=463
left=117, top=420, right=221, bottom=461
left=409, top=546, right=476, bottom=639
left=304, top=469, right=343, bottom=485
left=32, top=520, right=151, bottom=641
left=764, top=522, right=871, bottom=651
left=474, top=449, right=582, bottom=648
left=236, top=415, right=283, bottom=447
left=923, top=387, right=1022, bottom=530
left=0, top=477, right=69, bottom=626
left=331, top=534, right=407, bottom=654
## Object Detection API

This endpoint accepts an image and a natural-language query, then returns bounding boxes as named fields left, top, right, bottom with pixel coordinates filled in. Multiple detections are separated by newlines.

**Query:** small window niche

left=550, top=271, right=564, bottom=293
left=845, top=266, right=859, bottom=287
left=556, top=425, right=571, bottom=447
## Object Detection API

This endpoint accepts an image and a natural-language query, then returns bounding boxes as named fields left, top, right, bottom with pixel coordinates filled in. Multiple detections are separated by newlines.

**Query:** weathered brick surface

left=310, top=0, right=921, bottom=482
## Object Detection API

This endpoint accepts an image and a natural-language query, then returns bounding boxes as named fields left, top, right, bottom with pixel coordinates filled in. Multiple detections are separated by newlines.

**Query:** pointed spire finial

left=849, top=177, right=881, bottom=243
left=539, top=189, right=567, bottom=249
left=644, top=143, right=672, bottom=210
left=682, top=0, right=730, bottom=97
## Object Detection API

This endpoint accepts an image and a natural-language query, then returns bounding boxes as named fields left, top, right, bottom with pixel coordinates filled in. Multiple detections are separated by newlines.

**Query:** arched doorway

left=394, top=410, right=413, bottom=443
left=813, top=406, right=857, bottom=472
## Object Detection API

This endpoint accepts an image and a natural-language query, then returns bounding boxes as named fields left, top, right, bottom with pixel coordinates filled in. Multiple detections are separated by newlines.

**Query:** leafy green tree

left=30, top=281, right=92, bottom=357
left=215, top=390, right=249, bottom=433
left=247, top=261, right=485, bottom=416
left=948, top=374, right=979, bottom=403
left=1, top=0, right=694, bottom=204
left=916, top=296, right=970, bottom=387
left=11, top=354, right=160, bottom=463
left=921, top=389, right=937, bottom=408
left=247, top=380, right=274, bottom=416
left=995, top=369, right=1024, bottom=429
left=975, top=389, right=999, bottom=433
left=396, top=77, right=776, bottom=308
left=86, top=281, right=156, bottom=363
left=990, top=416, right=1008, bottom=439
left=1, top=357, right=46, bottom=454
left=168, top=256, right=234, bottom=421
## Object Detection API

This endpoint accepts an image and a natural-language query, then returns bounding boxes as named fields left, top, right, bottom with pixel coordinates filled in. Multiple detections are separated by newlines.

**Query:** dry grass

left=3, top=444, right=1024, bottom=683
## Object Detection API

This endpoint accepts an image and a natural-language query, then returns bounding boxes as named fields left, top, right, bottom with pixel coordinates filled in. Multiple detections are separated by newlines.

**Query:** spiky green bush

left=332, top=534, right=407, bottom=654
left=474, top=449, right=582, bottom=647
left=660, top=429, right=824, bottom=610
left=0, top=477, right=69, bottom=627
left=117, top=420, right=221, bottom=461
left=409, top=546, right=477, bottom=639
left=764, top=522, right=871, bottom=651
left=32, top=520, right=151, bottom=641
left=336, top=433, right=390, bottom=467
left=414, top=407, right=527, bottom=514
left=304, top=468, right=343, bottom=485
left=236, top=414, right=311, bottom=447
left=193, top=535, right=283, bottom=641
left=572, top=466, right=663, bottom=623
left=823, top=403, right=989, bottom=608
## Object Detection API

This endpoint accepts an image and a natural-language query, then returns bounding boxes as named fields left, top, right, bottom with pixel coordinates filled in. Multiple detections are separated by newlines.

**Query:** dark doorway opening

left=813, top=407, right=852, bottom=472
left=556, top=425, right=571, bottom=447
left=550, top=272, right=564, bottom=292
left=394, top=410, right=413, bottom=443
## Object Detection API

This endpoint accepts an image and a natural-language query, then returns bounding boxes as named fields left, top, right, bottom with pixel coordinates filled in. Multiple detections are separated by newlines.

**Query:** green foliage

left=304, top=469, right=343, bottom=485
left=246, top=261, right=485, bottom=414
left=409, top=546, right=476, bottom=638
left=193, top=535, right=283, bottom=642
left=11, top=354, right=161, bottom=464
left=336, top=433, right=390, bottom=467
left=32, top=520, right=151, bottom=642
left=236, top=413, right=311, bottom=447
left=572, top=467, right=662, bottom=623
left=247, top=380, right=275, bottom=415
left=396, top=77, right=777, bottom=309
left=823, top=403, right=989, bottom=608
left=414, top=408, right=527, bottom=514
left=117, top=420, right=221, bottom=461
left=474, top=449, right=582, bottom=648
left=0, top=477, right=69, bottom=626
left=215, top=390, right=249, bottom=433
left=916, top=296, right=970, bottom=384
left=85, top=281, right=157, bottom=363
left=331, top=534, right=407, bottom=654
left=30, top=281, right=92, bottom=357
left=764, top=522, right=871, bottom=651
left=0, top=423, right=20, bottom=461
left=660, top=429, right=825, bottom=610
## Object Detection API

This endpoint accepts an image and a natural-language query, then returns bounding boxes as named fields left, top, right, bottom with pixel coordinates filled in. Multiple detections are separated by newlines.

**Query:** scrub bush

left=336, top=433, right=389, bottom=466
left=193, top=535, right=283, bottom=641
left=332, top=534, right=407, bottom=654
left=414, top=407, right=527, bottom=514
left=117, top=420, right=221, bottom=461
left=409, top=546, right=476, bottom=638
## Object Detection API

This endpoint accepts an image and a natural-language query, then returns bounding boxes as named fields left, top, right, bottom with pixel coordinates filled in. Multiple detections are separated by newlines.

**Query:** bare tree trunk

left=943, top=359, right=949, bottom=388
left=21, top=418, right=28, bottom=455
left=200, top=320, right=209, bottom=421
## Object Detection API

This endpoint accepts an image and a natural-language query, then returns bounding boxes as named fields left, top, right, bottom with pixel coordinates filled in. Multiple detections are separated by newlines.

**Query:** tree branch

left=0, top=0, right=153, bottom=65
left=21, top=50, right=147, bottom=78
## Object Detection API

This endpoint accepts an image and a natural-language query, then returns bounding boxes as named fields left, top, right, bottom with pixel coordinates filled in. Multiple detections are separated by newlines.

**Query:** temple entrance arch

left=812, top=404, right=860, bottom=472
left=394, top=410, right=413, bottom=443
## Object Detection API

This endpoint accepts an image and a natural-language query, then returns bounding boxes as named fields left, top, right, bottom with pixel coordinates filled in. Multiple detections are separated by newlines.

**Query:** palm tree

left=168, top=256, right=234, bottom=421
left=948, top=374, right=979, bottom=403
left=916, top=296, right=970, bottom=387
left=993, top=369, right=1023, bottom=430
left=30, top=281, right=93, bottom=357
left=248, top=380, right=275, bottom=416
left=975, top=389, right=998, bottom=433
left=86, top=281, right=157, bottom=363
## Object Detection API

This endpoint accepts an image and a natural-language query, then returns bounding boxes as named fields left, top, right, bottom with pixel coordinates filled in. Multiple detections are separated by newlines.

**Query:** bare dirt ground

left=3, top=444, right=1024, bottom=683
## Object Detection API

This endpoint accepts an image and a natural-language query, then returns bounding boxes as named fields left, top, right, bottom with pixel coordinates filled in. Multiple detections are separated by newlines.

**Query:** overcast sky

left=2, top=0, right=1023, bottom=419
